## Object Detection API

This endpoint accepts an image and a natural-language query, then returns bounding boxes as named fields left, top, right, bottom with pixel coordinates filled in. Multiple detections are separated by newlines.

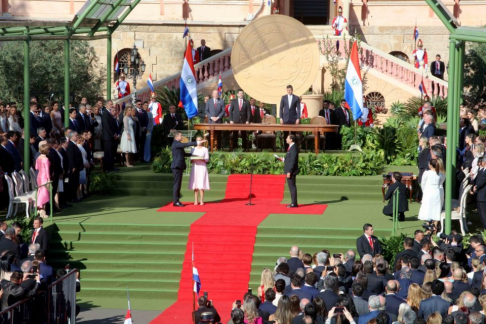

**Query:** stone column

left=342, top=0, right=350, bottom=35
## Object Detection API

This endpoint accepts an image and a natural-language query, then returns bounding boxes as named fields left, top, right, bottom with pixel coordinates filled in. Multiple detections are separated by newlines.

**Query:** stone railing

left=113, top=47, right=232, bottom=110
left=320, top=36, right=448, bottom=98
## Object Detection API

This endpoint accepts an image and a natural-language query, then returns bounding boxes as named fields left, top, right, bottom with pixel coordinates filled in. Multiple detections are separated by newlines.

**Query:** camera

left=439, top=233, right=454, bottom=241
left=333, top=254, right=341, bottom=259
left=422, top=221, right=436, bottom=232
left=199, top=312, right=213, bottom=323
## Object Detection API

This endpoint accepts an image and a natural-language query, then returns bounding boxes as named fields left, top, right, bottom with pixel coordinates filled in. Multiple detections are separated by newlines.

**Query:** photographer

left=0, top=270, right=40, bottom=310
left=432, top=232, right=466, bottom=265
left=193, top=296, right=221, bottom=324
left=383, top=172, right=409, bottom=222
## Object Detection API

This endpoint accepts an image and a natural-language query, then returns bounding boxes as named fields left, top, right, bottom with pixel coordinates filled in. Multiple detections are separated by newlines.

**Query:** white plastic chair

left=441, top=184, right=472, bottom=235
left=19, top=170, right=31, bottom=194
left=5, top=175, right=32, bottom=219
left=11, top=171, right=24, bottom=196
left=30, top=167, right=38, bottom=191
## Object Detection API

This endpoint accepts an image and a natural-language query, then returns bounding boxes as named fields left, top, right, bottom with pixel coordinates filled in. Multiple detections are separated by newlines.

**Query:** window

left=389, top=51, right=410, bottom=63
left=114, top=48, right=142, bottom=79
left=365, top=92, right=385, bottom=112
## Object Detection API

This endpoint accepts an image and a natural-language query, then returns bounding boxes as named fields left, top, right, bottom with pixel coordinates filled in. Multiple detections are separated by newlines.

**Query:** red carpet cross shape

left=150, top=174, right=327, bottom=324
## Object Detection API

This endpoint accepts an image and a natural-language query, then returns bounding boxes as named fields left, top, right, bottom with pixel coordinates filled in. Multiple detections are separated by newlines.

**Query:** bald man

left=385, top=280, right=406, bottom=317
left=287, top=246, right=304, bottom=277
left=450, top=268, right=471, bottom=302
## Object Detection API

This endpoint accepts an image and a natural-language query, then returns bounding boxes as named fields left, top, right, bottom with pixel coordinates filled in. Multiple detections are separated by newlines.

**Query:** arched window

left=114, top=48, right=142, bottom=79
left=389, top=51, right=410, bottom=63
left=365, top=92, right=385, bottom=112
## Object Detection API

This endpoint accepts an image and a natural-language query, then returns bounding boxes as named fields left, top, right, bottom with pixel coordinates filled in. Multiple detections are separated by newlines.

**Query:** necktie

left=171, top=114, right=175, bottom=118
left=436, top=62, right=439, bottom=73
left=32, top=229, right=37, bottom=243
left=326, top=110, right=330, bottom=124
left=260, top=110, right=264, bottom=118
left=73, top=119, right=77, bottom=128
left=251, top=107, right=255, bottom=116
left=214, top=99, right=216, bottom=107
left=368, top=236, right=374, bottom=250
left=239, top=99, right=242, bottom=111
left=287, top=146, right=290, bottom=152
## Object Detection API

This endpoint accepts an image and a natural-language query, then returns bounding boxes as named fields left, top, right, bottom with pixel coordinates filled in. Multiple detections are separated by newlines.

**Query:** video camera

left=422, top=220, right=436, bottom=233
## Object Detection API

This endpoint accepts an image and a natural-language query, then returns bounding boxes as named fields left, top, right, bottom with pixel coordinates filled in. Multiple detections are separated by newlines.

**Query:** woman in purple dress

left=35, top=143, right=51, bottom=218
left=188, top=136, right=210, bottom=205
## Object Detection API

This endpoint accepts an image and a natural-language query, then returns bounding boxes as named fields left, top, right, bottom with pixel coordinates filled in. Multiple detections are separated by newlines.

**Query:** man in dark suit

left=418, top=280, right=451, bottom=319
left=259, top=288, right=277, bottom=316
left=409, top=257, right=425, bottom=285
left=279, top=85, right=301, bottom=151
left=34, top=127, right=47, bottom=152
left=162, top=105, right=183, bottom=147
left=419, top=113, right=435, bottom=140
left=5, top=132, right=22, bottom=172
left=34, top=250, right=53, bottom=284
left=19, top=134, right=37, bottom=168
left=47, top=139, right=62, bottom=211
left=412, top=230, right=424, bottom=256
left=430, top=54, right=445, bottom=79
left=30, top=217, right=49, bottom=254
left=75, top=105, right=89, bottom=133
left=171, top=132, right=205, bottom=207
left=450, top=268, right=471, bottom=303
left=58, top=138, right=71, bottom=208
left=41, top=106, right=52, bottom=136
left=196, top=39, right=211, bottom=61
left=352, top=282, right=369, bottom=316
left=66, top=132, right=83, bottom=202
left=383, top=172, right=409, bottom=222
left=474, top=158, right=486, bottom=229
left=68, top=108, right=80, bottom=134
left=320, top=100, right=338, bottom=150
left=286, top=246, right=304, bottom=276
left=335, top=99, right=351, bottom=149
left=301, top=272, right=319, bottom=299
left=205, top=90, right=226, bottom=150
left=384, top=281, right=405, bottom=317
left=357, top=223, right=383, bottom=258
left=286, top=274, right=313, bottom=301
left=101, top=101, right=118, bottom=173
left=29, top=102, right=41, bottom=137
left=135, top=99, right=149, bottom=162
left=198, top=95, right=209, bottom=120
left=315, top=276, right=339, bottom=311
left=278, top=134, right=299, bottom=207
left=363, top=261, right=386, bottom=295
left=229, top=89, right=251, bottom=150
left=193, top=296, right=221, bottom=324
left=249, top=98, right=261, bottom=123
left=0, top=228, right=20, bottom=265
left=393, top=238, right=417, bottom=270
left=0, top=136, right=15, bottom=174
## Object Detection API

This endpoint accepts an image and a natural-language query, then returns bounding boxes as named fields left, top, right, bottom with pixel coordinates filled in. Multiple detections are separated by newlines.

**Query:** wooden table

left=194, top=123, right=339, bottom=154
left=382, top=173, right=417, bottom=203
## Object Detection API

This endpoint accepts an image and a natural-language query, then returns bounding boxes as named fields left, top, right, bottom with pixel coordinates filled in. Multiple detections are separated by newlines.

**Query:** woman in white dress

left=436, top=158, right=446, bottom=210
left=418, top=159, right=444, bottom=227
left=7, top=106, right=22, bottom=133
left=120, top=106, right=137, bottom=167
left=188, top=136, right=210, bottom=205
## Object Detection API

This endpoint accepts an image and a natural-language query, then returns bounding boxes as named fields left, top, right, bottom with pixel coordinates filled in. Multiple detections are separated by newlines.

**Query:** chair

left=30, top=167, right=38, bottom=191
left=440, top=184, right=472, bottom=235
left=11, top=172, right=25, bottom=197
left=19, top=170, right=30, bottom=194
left=93, top=151, right=104, bottom=168
left=305, top=116, right=327, bottom=152
left=257, top=115, right=277, bottom=151
left=4, top=175, right=32, bottom=219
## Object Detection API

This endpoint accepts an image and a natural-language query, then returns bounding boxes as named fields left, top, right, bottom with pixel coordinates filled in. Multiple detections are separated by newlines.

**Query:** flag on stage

left=178, top=40, right=198, bottom=119
left=147, top=73, right=155, bottom=93
left=344, top=41, right=363, bottom=120
left=114, top=56, right=120, bottom=74
left=418, top=77, right=427, bottom=95
left=193, top=263, right=201, bottom=295
left=217, top=73, right=223, bottom=97
left=413, top=26, right=419, bottom=41
left=183, top=26, right=190, bottom=38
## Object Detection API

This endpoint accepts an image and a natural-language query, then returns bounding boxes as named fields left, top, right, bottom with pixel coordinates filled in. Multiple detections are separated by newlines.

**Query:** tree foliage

left=464, top=41, right=486, bottom=104
left=0, top=40, right=104, bottom=109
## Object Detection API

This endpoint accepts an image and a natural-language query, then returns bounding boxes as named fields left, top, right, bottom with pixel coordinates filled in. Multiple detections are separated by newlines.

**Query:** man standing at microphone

left=277, top=134, right=299, bottom=208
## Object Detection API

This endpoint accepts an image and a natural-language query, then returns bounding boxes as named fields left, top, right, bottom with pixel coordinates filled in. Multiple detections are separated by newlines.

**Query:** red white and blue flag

left=147, top=73, right=155, bottom=93
left=178, top=40, right=198, bottom=119
left=183, top=26, right=190, bottom=38
left=193, top=263, right=201, bottom=295
left=413, top=26, right=419, bottom=41
left=115, top=56, right=120, bottom=74
left=217, top=73, right=223, bottom=97
left=344, top=41, right=363, bottom=120
left=418, top=78, right=427, bottom=95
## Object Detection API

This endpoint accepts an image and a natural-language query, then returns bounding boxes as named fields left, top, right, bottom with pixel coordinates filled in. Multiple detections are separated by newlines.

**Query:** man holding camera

left=193, top=296, right=221, bottom=324
left=383, top=172, right=409, bottom=222
left=1, top=270, right=40, bottom=310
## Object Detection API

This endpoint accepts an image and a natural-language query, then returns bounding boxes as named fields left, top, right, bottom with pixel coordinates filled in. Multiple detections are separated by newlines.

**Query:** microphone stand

left=246, top=161, right=254, bottom=206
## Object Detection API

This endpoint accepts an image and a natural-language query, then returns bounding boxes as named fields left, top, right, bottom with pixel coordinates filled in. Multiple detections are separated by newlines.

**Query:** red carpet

left=150, top=175, right=327, bottom=324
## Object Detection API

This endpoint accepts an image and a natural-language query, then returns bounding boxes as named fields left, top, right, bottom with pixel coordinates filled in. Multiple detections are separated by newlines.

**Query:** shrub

left=89, top=172, right=117, bottom=194
left=379, top=234, right=406, bottom=267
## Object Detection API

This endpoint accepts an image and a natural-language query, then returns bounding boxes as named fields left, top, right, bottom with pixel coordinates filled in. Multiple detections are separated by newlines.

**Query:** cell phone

left=204, top=292, right=208, bottom=298
left=335, top=307, right=344, bottom=314
left=327, top=266, right=335, bottom=271
left=236, top=300, right=241, bottom=308
left=248, top=288, right=252, bottom=294
left=32, top=266, right=38, bottom=273
left=333, top=254, right=341, bottom=258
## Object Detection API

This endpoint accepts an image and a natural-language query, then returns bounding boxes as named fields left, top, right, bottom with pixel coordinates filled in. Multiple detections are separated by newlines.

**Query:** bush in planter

left=152, top=147, right=172, bottom=173
left=89, top=172, right=117, bottom=194
left=379, top=233, right=406, bottom=266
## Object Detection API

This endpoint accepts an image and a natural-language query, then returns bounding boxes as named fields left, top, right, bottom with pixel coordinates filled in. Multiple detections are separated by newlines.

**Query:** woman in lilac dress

left=188, top=136, right=210, bottom=205
left=35, top=143, right=51, bottom=218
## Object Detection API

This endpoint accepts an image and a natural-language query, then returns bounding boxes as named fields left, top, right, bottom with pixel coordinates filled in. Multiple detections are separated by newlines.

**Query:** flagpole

left=192, top=242, right=196, bottom=319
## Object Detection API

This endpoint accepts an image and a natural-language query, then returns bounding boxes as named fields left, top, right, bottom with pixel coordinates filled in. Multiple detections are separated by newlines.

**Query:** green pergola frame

left=0, top=0, right=142, bottom=173
left=424, top=0, right=486, bottom=233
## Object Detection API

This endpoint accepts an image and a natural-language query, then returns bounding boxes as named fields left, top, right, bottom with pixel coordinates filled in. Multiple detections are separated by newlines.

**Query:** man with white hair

left=344, top=249, right=355, bottom=273
left=358, top=295, right=382, bottom=324
left=396, top=267, right=412, bottom=300
left=19, top=243, right=40, bottom=265
left=20, top=260, right=32, bottom=273
left=313, top=252, right=327, bottom=278
left=291, top=298, right=310, bottom=324
left=287, top=246, right=304, bottom=277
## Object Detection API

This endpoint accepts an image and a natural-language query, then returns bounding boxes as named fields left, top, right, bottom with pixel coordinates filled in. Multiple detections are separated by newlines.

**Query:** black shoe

left=286, top=204, right=298, bottom=208
left=173, top=202, right=185, bottom=207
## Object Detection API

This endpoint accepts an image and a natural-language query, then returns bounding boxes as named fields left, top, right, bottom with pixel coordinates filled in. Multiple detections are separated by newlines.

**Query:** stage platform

left=35, top=164, right=480, bottom=322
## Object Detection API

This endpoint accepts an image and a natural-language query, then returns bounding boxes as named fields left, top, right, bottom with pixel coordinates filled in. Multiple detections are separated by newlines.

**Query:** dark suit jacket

left=162, top=113, right=183, bottom=134
left=5, top=141, right=21, bottom=172
left=472, top=271, right=483, bottom=290
left=476, top=169, right=486, bottom=202
left=383, top=181, right=409, bottom=216
left=412, top=240, right=422, bottom=256
left=393, top=249, right=416, bottom=271
left=30, top=227, right=49, bottom=254
left=301, top=284, right=319, bottom=299
left=29, top=111, right=41, bottom=136
left=60, top=148, right=69, bottom=175
left=280, top=95, right=300, bottom=124
left=259, top=300, right=277, bottom=316
left=418, top=296, right=451, bottom=319
left=358, top=310, right=381, bottom=324
left=366, top=273, right=386, bottom=295
left=196, top=46, right=211, bottom=61
left=48, top=148, right=62, bottom=180
left=286, top=288, right=313, bottom=301
left=0, top=145, right=15, bottom=174
left=250, top=106, right=262, bottom=123
left=395, top=278, right=411, bottom=300
left=66, top=141, right=83, bottom=173
left=69, top=118, right=80, bottom=134
left=450, top=280, right=471, bottom=302
left=171, top=140, right=197, bottom=171
left=335, top=107, right=351, bottom=127
left=101, top=108, right=116, bottom=141
left=75, top=113, right=88, bottom=132
left=229, top=98, right=251, bottom=124
left=410, top=269, right=425, bottom=285
left=430, top=60, right=445, bottom=79
left=0, top=238, right=20, bottom=264
left=284, top=144, right=299, bottom=176
left=421, top=124, right=435, bottom=140
left=205, top=98, right=225, bottom=123
left=353, top=296, right=369, bottom=316
left=385, top=294, right=405, bottom=316
left=136, top=109, right=149, bottom=129
left=287, top=257, right=304, bottom=277
left=197, top=103, right=207, bottom=120
left=193, top=306, right=220, bottom=324
left=319, top=108, right=337, bottom=125
left=356, top=235, right=382, bottom=257
left=41, top=112, right=52, bottom=135
left=417, top=148, right=430, bottom=183
left=40, top=262, right=53, bottom=285
left=315, top=289, right=339, bottom=311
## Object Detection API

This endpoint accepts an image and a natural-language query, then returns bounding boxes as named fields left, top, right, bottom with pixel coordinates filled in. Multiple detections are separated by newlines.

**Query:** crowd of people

left=196, top=223, right=486, bottom=324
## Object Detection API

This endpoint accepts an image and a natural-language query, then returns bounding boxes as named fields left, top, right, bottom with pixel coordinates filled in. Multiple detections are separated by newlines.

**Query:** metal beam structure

left=23, top=38, right=31, bottom=174
left=424, top=0, right=486, bottom=233
left=64, top=39, right=71, bottom=128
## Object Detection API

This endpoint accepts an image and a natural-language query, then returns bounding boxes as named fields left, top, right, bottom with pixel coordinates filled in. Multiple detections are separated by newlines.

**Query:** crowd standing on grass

left=194, top=223, right=486, bottom=324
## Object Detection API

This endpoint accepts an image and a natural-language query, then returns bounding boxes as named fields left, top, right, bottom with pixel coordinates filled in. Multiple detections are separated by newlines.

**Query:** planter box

left=302, top=94, right=324, bottom=118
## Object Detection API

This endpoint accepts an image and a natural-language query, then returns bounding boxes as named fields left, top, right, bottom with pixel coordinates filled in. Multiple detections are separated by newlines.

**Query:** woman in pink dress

left=188, top=136, right=210, bottom=205
left=35, top=143, right=51, bottom=218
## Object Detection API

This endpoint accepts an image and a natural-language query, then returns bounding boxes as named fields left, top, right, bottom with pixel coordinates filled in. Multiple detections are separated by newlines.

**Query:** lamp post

left=123, top=44, right=146, bottom=105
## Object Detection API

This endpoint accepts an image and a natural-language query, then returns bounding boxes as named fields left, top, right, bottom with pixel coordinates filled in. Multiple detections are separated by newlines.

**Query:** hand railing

left=392, top=189, right=400, bottom=236
left=34, top=181, right=53, bottom=223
